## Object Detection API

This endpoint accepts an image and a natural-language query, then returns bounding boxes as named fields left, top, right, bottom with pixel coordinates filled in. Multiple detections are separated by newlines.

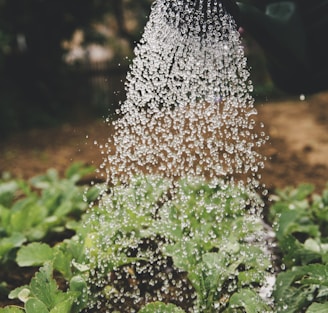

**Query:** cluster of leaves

left=269, top=183, right=328, bottom=312
left=84, top=176, right=272, bottom=312
left=5, top=240, right=90, bottom=313
left=0, top=163, right=98, bottom=264
left=0, top=163, right=103, bottom=313
left=153, top=178, right=272, bottom=313
left=3, top=165, right=328, bottom=313
left=0, top=173, right=273, bottom=313
left=4, top=262, right=80, bottom=313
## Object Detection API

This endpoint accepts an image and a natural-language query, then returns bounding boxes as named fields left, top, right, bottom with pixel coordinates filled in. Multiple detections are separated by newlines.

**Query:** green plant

left=0, top=163, right=98, bottom=264
left=1, top=212, right=94, bottom=312
left=3, top=167, right=328, bottom=313
left=84, top=176, right=272, bottom=312
left=270, top=183, right=328, bottom=312
left=7, top=262, right=79, bottom=313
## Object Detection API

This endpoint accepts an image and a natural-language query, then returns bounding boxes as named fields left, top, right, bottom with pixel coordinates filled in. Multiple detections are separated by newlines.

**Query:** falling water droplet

left=83, top=0, right=270, bottom=310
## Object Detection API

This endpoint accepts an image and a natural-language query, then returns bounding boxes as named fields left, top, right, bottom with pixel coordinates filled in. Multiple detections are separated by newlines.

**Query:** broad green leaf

left=29, top=263, right=58, bottom=309
left=0, top=180, right=19, bottom=207
left=306, top=302, right=328, bottom=313
left=63, top=237, right=88, bottom=265
left=49, top=296, right=75, bottom=313
left=0, top=180, right=18, bottom=194
left=201, top=252, right=226, bottom=294
left=293, top=184, right=315, bottom=200
left=312, top=192, right=328, bottom=222
left=16, top=180, right=33, bottom=197
left=85, top=185, right=102, bottom=202
left=298, top=264, right=328, bottom=286
left=16, top=243, right=54, bottom=267
left=317, top=285, right=328, bottom=298
left=69, top=276, right=88, bottom=312
left=273, top=269, right=302, bottom=304
left=275, top=209, right=318, bottom=242
left=0, top=307, right=25, bottom=313
left=53, top=201, right=74, bottom=218
left=10, top=199, right=45, bottom=235
left=138, top=302, right=186, bottom=313
left=274, top=268, right=318, bottom=313
left=228, top=289, right=271, bottom=312
left=164, top=240, right=201, bottom=272
left=29, top=175, right=51, bottom=190
left=39, top=189, right=63, bottom=216
left=275, top=285, right=315, bottom=313
left=52, top=247, right=73, bottom=279
left=0, top=204, right=10, bottom=228
left=279, top=235, right=321, bottom=267
left=304, top=238, right=321, bottom=253
left=71, top=260, right=89, bottom=272
left=69, top=275, right=87, bottom=293
left=0, top=232, right=26, bottom=260
left=238, top=269, right=265, bottom=287
left=42, top=169, right=59, bottom=183
left=153, top=207, right=183, bottom=240
left=25, top=298, right=49, bottom=313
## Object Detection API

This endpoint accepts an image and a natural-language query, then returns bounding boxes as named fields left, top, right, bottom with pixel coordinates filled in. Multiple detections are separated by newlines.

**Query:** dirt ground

left=1, top=91, right=328, bottom=193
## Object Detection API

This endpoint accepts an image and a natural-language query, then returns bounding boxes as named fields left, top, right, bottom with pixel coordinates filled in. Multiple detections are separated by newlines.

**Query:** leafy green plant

left=8, top=262, right=79, bottom=313
left=3, top=222, right=91, bottom=312
left=0, top=163, right=99, bottom=264
left=270, top=183, right=328, bottom=312
left=3, top=167, right=328, bottom=313
left=152, top=178, right=272, bottom=312
left=0, top=163, right=101, bottom=312
left=83, top=176, right=272, bottom=312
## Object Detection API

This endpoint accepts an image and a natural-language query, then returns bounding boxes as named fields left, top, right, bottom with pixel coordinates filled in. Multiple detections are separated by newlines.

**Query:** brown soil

left=1, top=91, right=328, bottom=192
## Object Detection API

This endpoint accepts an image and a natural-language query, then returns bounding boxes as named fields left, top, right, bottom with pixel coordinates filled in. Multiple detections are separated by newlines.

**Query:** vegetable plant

left=0, top=163, right=98, bottom=264
left=270, top=183, right=328, bottom=312
left=4, top=165, right=328, bottom=313
left=83, top=176, right=273, bottom=312
left=0, top=163, right=101, bottom=313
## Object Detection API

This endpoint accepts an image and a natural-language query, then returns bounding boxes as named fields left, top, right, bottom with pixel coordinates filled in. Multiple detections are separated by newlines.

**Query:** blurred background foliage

left=0, top=0, right=152, bottom=136
left=0, top=0, right=282, bottom=137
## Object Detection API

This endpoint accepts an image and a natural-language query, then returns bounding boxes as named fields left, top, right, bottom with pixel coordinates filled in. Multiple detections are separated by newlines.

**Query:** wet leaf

left=29, top=263, right=58, bottom=309
left=228, top=289, right=271, bottom=312
left=49, top=297, right=75, bottom=313
left=25, top=298, right=49, bottom=313
left=16, top=243, right=54, bottom=267
left=306, top=302, right=328, bottom=313
left=0, top=232, right=26, bottom=260
left=138, top=301, right=186, bottom=313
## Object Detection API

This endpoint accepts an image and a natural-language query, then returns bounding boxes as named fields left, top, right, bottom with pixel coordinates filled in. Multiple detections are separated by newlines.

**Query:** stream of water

left=85, top=0, right=270, bottom=311
left=104, top=0, right=267, bottom=191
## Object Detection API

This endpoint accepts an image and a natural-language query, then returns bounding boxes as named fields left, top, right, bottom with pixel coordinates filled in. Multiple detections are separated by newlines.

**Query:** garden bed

left=0, top=92, right=327, bottom=312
